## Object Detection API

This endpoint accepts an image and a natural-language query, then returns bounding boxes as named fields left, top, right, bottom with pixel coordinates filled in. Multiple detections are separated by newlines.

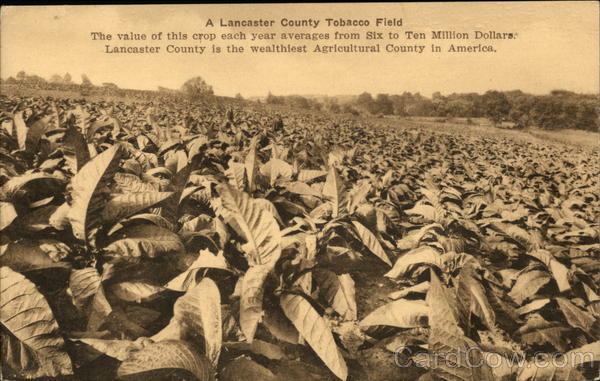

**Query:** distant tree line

left=351, top=90, right=598, bottom=131
left=265, top=92, right=324, bottom=112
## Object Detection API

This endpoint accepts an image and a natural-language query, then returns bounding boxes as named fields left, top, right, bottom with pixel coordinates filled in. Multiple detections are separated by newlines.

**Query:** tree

left=371, top=94, right=393, bottom=115
left=180, top=76, right=214, bottom=100
left=81, top=74, right=93, bottom=86
left=235, top=93, right=244, bottom=100
left=16, top=71, right=26, bottom=81
left=481, top=90, right=511, bottom=124
left=63, top=73, right=72, bottom=83
left=49, top=74, right=63, bottom=84
left=357, top=92, right=373, bottom=105
left=266, top=92, right=284, bottom=105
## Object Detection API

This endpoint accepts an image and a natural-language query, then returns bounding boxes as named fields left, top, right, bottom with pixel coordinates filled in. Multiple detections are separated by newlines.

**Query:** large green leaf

left=280, top=293, right=347, bottom=380
left=0, top=266, right=73, bottom=378
left=217, top=184, right=281, bottom=267
left=68, top=144, right=124, bottom=241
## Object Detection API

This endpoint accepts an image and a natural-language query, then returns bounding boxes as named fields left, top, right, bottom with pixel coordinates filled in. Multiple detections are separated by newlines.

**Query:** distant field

left=2, top=85, right=597, bottom=150
left=383, top=116, right=599, bottom=149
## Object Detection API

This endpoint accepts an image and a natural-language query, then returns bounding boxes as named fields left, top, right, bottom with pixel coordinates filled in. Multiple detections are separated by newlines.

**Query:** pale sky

left=1, top=3, right=598, bottom=97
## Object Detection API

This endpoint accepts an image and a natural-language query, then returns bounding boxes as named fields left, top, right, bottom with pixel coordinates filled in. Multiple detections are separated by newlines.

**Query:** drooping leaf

left=68, top=144, right=124, bottom=241
left=388, top=282, right=430, bottom=300
left=351, top=220, right=392, bottom=266
left=101, top=192, right=173, bottom=224
left=74, top=338, right=139, bottom=361
left=285, top=181, right=322, bottom=197
left=0, top=266, right=73, bottom=378
left=385, top=246, right=441, bottom=279
left=105, top=224, right=184, bottom=260
left=114, top=173, right=159, bottom=193
left=314, top=269, right=357, bottom=321
left=360, top=299, right=429, bottom=328
left=509, top=269, right=552, bottom=305
left=0, top=173, right=65, bottom=202
left=0, top=241, right=70, bottom=272
left=217, top=184, right=281, bottom=267
left=117, top=340, right=214, bottom=381
left=516, top=298, right=551, bottom=316
left=517, top=314, right=571, bottom=352
left=566, top=340, right=600, bottom=366
left=280, top=293, right=348, bottom=380
left=297, top=169, right=327, bottom=183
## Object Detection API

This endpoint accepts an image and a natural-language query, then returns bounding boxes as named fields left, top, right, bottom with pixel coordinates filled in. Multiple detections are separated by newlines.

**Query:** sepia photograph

left=0, top=2, right=599, bottom=381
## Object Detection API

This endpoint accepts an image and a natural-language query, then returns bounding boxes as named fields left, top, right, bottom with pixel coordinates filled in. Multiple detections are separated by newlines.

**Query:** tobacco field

left=0, top=94, right=598, bottom=381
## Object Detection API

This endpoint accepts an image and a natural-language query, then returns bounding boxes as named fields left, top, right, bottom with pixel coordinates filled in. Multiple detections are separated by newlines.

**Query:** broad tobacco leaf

left=117, top=340, right=214, bottom=381
left=240, top=264, right=270, bottom=342
left=153, top=277, right=222, bottom=367
left=360, top=299, right=429, bottom=328
left=217, top=183, right=281, bottom=267
left=426, top=271, right=494, bottom=381
left=1, top=266, right=73, bottom=378
left=280, top=293, right=348, bottom=380
left=105, top=223, right=184, bottom=260
left=68, top=144, right=124, bottom=241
